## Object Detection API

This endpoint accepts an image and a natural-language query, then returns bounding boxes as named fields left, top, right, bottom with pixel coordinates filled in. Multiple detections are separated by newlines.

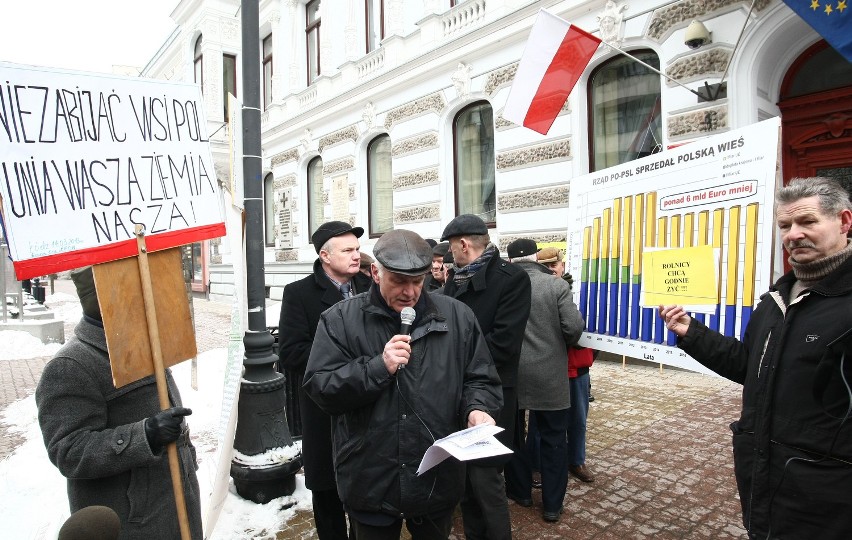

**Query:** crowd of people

left=33, top=175, right=852, bottom=539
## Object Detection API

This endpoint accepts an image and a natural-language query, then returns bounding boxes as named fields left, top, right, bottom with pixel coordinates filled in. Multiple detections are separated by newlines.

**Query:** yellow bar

left=611, top=198, right=621, bottom=259
left=657, top=217, right=668, bottom=248
left=712, top=208, right=725, bottom=303
left=697, top=211, right=709, bottom=246
left=601, top=208, right=611, bottom=263
left=592, top=217, right=601, bottom=261
left=726, top=206, right=741, bottom=305
left=684, top=213, right=694, bottom=247
left=671, top=214, right=682, bottom=248
left=622, top=195, right=633, bottom=267
left=742, top=203, right=759, bottom=306
left=633, top=194, right=644, bottom=276
left=644, top=192, right=657, bottom=248
left=583, top=226, right=591, bottom=260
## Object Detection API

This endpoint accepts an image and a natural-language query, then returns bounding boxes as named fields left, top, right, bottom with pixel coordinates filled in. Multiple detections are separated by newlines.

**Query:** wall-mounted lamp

left=684, top=20, right=712, bottom=49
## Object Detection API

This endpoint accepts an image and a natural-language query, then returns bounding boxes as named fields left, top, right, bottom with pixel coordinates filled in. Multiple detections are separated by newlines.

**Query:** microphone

left=398, top=307, right=416, bottom=371
left=400, top=307, right=416, bottom=335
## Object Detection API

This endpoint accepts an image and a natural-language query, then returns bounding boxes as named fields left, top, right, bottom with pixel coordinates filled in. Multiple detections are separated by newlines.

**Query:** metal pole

left=230, top=0, right=300, bottom=504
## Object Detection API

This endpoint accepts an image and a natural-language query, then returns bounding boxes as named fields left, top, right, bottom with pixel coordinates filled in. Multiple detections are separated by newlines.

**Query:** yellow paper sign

left=641, top=245, right=718, bottom=308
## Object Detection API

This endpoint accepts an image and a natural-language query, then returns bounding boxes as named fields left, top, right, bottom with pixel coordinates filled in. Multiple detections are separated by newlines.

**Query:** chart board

left=567, top=118, right=781, bottom=375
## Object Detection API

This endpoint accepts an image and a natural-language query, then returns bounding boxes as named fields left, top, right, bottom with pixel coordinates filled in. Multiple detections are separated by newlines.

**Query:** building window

left=223, top=54, right=237, bottom=120
left=588, top=49, right=662, bottom=172
left=306, top=0, right=321, bottom=85
left=365, top=0, right=384, bottom=53
left=367, top=134, right=392, bottom=236
left=193, top=35, right=203, bottom=88
left=262, top=34, right=273, bottom=110
left=453, top=101, right=496, bottom=225
left=264, top=173, right=275, bottom=246
left=307, top=157, right=324, bottom=240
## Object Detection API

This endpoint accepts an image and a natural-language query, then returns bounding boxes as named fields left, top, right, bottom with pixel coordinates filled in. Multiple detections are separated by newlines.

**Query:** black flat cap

left=425, top=238, right=438, bottom=248
left=374, top=229, right=432, bottom=276
left=443, top=250, right=454, bottom=264
left=432, top=241, right=450, bottom=257
left=507, top=238, right=539, bottom=259
left=440, top=214, right=487, bottom=241
left=311, top=220, right=364, bottom=254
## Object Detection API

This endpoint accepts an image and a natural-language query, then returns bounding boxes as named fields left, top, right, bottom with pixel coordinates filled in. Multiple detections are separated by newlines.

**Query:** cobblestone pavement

left=1, top=280, right=748, bottom=538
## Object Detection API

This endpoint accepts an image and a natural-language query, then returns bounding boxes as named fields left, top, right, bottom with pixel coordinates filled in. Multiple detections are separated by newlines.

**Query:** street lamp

left=229, top=0, right=301, bottom=504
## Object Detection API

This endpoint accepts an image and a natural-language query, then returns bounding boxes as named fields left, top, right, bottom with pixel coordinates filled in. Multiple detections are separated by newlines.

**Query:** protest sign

left=0, top=62, right=225, bottom=279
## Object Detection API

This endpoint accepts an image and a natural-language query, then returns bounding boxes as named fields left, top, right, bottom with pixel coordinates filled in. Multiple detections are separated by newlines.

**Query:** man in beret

left=439, top=214, right=532, bottom=540
left=504, top=239, right=584, bottom=522
left=304, top=229, right=503, bottom=540
left=423, top=241, right=450, bottom=291
left=278, top=220, right=372, bottom=540
left=36, top=267, right=203, bottom=539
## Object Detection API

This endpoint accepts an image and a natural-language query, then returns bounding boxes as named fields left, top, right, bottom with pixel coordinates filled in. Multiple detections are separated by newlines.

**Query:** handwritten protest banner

left=640, top=246, right=719, bottom=309
left=0, top=62, right=225, bottom=279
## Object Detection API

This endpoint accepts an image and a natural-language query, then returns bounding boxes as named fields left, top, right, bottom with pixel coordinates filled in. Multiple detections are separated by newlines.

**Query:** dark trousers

left=460, top=386, right=515, bottom=540
left=313, top=488, right=352, bottom=540
left=350, top=511, right=453, bottom=540
left=505, top=408, right=570, bottom=513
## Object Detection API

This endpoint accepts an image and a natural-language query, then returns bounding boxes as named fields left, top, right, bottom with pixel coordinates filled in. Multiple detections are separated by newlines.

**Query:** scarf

left=788, top=239, right=852, bottom=300
left=452, top=243, right=497, bottom=285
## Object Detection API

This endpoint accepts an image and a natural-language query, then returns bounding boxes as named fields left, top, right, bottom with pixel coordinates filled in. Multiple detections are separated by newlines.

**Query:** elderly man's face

left=372, top=266, right=426, bottom=312
left=431, top=256, right=445, bottom=281
left=777, top=196, right=852, bottom=264
left=320, top=233, right=361, bottom=281
left=544, top=260, right=565, bottom=277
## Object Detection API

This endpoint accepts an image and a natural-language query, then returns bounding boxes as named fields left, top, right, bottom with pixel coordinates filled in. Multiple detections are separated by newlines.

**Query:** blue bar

left=641, top=306, right=653, bottom=342
left=630, top=283, right=641, bottom=339
left=619, top=283, right=629, bottom=338
left=740, top=306, right=752, bottom=340
left=709, top=304, right=721, bottom=332
left=579, top=281, right=589, bottom=322
left=608, top=283, right=618, bottom=335
left=587, top=282, right=598, bottom=332
left=724, top=305, right=737, bottom=337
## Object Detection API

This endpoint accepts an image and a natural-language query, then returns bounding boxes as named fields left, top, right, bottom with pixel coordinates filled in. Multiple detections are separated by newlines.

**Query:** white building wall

left=139, top=0, right=822, bottom=303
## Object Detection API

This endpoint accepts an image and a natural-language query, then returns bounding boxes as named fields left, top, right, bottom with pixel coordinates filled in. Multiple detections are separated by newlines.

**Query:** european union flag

left=784, top=1, right=852, bottom=62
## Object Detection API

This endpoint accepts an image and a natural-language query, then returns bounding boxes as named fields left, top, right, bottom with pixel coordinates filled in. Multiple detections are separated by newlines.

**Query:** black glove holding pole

left=144, top=407, right=192, bottom=452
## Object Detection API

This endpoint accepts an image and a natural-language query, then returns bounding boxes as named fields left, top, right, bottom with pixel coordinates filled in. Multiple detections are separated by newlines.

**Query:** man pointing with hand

left=304, top=229, right=502, bottom=540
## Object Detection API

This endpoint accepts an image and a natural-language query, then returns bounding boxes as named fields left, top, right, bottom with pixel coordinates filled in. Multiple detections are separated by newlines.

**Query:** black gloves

left=144, top=407, right=192, bottom=451
left=562, top=272, right=574, bottom=288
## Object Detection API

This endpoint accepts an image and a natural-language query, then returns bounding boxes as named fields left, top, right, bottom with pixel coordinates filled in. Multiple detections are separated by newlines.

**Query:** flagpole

left=598, top=38, right=707, bottom=101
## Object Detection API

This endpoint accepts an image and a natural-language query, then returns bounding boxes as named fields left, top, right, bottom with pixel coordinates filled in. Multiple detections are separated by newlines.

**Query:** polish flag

left=503, top=10, right=601, bottom=135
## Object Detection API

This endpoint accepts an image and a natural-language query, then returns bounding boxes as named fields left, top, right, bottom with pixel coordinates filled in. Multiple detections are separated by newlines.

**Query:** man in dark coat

left=660, top=177, right=852, bottom=539
left=423, top=241, right=449, bottom=291
left=439, top=214, right=532, bottom=540
left=36, top=267, right=202, bottom=539
left=303, top=229, right=502, bottom=540
left=278, top=220, right=371, bottom=540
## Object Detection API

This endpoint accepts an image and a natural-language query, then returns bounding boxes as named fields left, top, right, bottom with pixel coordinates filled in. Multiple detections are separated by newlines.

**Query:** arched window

left=264, top=174, right=275, bottom=246
left=307, top=157, right=324, bottom=241
left=588, top=50, right=662, bottom=172
left=367, top=134, right=393, bottom=237
left=453, top=101, right=496, bottom=225
left=193, top=35, right=203, bottom=88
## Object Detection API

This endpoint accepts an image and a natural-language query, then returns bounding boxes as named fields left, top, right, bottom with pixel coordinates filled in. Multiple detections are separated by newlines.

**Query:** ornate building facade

left=140, top=0, right=852, bottom=302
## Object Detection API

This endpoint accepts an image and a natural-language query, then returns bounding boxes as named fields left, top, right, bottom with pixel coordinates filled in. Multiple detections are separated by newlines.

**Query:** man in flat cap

left=423, top=241, right=450, bottom=292
left=504, top=239, right=584, bottom=522
left=439, top=214, right=531, bottom=540
left=304, top=229, right=503, bottom=540
left=278, top=220, right=371, bottom=540
left=537, top=247, right=565, bottom=277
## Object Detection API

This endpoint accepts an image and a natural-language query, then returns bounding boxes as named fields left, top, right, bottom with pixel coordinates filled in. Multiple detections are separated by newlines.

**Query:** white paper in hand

left=416, top=424, right=512, bottom=475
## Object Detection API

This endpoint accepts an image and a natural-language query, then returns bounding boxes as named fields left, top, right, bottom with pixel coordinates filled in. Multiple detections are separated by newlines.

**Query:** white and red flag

left=503, top=10, right=601, bottom=135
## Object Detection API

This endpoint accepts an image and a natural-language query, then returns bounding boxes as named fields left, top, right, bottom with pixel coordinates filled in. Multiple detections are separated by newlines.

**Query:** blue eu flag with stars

left=784, top=0, right=852, bottom=62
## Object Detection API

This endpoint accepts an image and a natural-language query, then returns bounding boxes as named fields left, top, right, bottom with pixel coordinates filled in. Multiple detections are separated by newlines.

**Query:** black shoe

left=532, top=479, right=542, bottom=489
left=543, top=507, right=564, bottom=522
left=588, top=394, right=595, bottom=402
left=507, top=493, right=533, bottom=507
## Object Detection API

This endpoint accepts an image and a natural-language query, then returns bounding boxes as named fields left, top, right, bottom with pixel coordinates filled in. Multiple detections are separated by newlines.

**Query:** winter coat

left=303, top=288, right=503, bottom=517
left=514, top=260, right=584, bottom=411
left=35, top=318, right=202, bottom=540
left=277, top=258, right=372, bottom=490
left=568, top=347, right=594, bottom=378
left=677, top=255, right=852, bottom=539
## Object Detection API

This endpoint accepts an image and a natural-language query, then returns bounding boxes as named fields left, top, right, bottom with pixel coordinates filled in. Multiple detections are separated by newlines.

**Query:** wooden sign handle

left=135, top=225, right=192, bottom=540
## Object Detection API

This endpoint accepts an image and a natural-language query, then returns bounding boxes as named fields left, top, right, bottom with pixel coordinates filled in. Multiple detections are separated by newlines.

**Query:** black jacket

left=277, top=259, right=371, bottom=490
left=440, top=253, right=531, bottom=388
left=303, top=289, right=503, bottom=517
left=678, top=254, right=852, bottom=539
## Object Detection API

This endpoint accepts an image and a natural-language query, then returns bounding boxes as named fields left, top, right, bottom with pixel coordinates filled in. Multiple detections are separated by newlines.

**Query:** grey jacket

left=514, top=260, right=585, bottom=410
left=35, top=318, right=202, bottom=540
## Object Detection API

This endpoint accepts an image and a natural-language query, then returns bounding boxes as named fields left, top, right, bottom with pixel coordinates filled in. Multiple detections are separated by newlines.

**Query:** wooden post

left=135, top=226, right=192, bottom=540
left=622, top=355, right=626, bottom=368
